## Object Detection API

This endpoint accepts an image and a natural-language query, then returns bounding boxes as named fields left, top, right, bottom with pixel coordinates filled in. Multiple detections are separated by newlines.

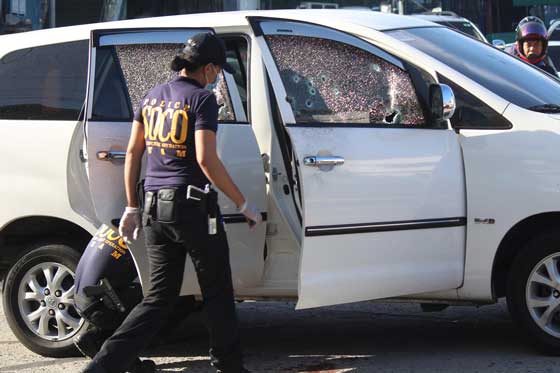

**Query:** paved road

left=0, top=297, right=559, bottom=372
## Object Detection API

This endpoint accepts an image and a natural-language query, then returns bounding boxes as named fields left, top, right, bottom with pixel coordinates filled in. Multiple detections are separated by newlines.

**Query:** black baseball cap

left=181, top=32, right=234, bottom=74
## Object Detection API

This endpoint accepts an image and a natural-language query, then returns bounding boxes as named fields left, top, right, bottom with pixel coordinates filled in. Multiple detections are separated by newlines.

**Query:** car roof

left=412, top=14, right=469, bottom=23
left=0, top=9, right=436, bottom=49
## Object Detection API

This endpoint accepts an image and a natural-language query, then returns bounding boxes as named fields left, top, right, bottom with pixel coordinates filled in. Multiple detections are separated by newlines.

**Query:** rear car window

left=265, top=35, right=426, bottom=127
left=0, top=41, right=88, bottom=120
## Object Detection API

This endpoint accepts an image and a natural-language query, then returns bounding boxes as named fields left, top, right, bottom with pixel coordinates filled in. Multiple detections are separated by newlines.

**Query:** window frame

left=251, top=17, right=436, bottom=129
left=0, top=39, right=89, bottom=122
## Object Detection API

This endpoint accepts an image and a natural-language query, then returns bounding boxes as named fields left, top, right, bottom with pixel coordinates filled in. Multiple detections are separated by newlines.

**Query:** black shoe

left=127, top=359, right=156, bottom=373
left=74, top=330, right=102, bottom=359
left=80, top=361, right=109, bottom=373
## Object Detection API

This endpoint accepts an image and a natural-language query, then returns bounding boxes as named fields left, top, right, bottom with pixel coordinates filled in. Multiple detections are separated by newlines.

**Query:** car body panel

left=457, top=105, right=560, bottom=300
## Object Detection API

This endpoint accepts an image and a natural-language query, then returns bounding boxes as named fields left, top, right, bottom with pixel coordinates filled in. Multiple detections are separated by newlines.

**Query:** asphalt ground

left=0, top=296, right=559, bottom=372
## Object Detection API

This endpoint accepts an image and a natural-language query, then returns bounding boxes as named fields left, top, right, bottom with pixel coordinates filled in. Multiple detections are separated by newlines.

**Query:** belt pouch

left=156, top=188, right=177, bottom=223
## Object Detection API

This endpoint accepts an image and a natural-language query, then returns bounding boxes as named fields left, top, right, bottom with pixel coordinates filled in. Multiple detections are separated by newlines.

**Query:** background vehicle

left=412, top=11, right=488, bottom=43
left=2, top=9, right=560, bottom=359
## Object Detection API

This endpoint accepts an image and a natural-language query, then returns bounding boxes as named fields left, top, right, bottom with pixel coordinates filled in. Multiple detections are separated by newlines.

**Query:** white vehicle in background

left=1, top=9, right=560, bottom=359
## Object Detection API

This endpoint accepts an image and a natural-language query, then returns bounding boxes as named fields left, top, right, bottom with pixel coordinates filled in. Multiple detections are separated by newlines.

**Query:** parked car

left=2, top=9, right=560, bottom=358
left=412, top=11, right=488, bottom=43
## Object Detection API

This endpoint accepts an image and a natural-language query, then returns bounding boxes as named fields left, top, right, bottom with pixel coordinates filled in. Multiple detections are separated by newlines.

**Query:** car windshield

left=433, top=20, right=484, bottom=41
left=387, top=27, right=560, bottom=112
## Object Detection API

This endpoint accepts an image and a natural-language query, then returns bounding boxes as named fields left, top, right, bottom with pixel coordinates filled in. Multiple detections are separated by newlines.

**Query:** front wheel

left=3, top=243, right=86, bottom=357
left=507, top=231, right=560, bottom=355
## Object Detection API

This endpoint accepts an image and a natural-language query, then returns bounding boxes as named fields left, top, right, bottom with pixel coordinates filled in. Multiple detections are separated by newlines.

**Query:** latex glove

left=119, top=207, right=141, bottom=243
left=239, top=200, right=262, bottom=229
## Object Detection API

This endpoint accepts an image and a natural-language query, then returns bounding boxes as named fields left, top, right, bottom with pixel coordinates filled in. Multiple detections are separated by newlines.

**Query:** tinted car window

left=92, top=48, right=132, bottom=121
left=265, top=35, right=426, bottom=126
left=547, top=45, right=560, bottom=71
left=549, top=26, right=560, bottom=41
left=0, top=41, right=88, bottom=120
left=389, top=27, right=560, bottom=112
left=92, top=43, right=236, bottom=122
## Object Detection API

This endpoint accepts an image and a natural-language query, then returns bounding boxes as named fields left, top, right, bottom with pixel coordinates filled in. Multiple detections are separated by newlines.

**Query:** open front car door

left=248, top=17, right=467, bottom=309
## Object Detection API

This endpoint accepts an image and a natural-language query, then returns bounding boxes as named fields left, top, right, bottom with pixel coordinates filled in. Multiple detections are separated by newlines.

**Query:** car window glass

left=91, top=43, right=236, bottom=122
left=224, top=38, right=248, bottom=118
left=388, top=27, right=560, bottom=111
left=439, top=75, right=512, bottom=130
left=265, top=35, right=426, bottom=126
left=91, top=48, right=131, bottom=121
left=547, top=45, right=560, bottom=70
left=0, top=41, right=88, bottom=121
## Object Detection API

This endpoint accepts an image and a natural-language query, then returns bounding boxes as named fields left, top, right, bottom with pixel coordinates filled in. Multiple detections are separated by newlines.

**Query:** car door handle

left=97, top=151, right=127, bottom=161
left=303, top=155, right=345, bottom=167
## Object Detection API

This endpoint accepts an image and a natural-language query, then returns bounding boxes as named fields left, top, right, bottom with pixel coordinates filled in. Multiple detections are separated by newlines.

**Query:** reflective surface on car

left=0, top=41, right=88, bottom=120
left=389, top=27, right=560, bottom=111
left=433, top=20, right=485, bottom=42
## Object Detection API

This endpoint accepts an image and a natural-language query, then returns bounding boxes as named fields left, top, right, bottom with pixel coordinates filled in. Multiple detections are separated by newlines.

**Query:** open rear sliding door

left=248, top=17, right=467, bottom=309
left=85, top=28, right=267, bottom=294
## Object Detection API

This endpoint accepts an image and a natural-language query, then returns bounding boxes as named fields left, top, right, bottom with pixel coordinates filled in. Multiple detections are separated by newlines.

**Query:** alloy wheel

left=525, top=253, right=560, bottom=338
left=17, top=262, right=83, bottom=341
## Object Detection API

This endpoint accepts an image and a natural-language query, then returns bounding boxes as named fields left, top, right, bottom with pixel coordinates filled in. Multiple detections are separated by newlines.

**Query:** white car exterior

left=1, top=9, right=560, bottom=356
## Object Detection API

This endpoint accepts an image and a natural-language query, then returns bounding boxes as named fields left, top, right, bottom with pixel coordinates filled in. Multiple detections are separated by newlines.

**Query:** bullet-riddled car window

left=265, top=35, right=425, bottom=126
left=92, top=43, right=235, bottom=122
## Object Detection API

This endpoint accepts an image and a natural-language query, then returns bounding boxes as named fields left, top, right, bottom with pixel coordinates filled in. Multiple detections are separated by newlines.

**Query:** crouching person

left=73, top=224, right=154, bottom=373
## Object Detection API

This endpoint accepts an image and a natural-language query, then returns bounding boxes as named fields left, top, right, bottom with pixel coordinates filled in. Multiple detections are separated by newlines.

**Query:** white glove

left=118, top=207, right=141, bottom=243
left=239, top=200, right=262, bottom=228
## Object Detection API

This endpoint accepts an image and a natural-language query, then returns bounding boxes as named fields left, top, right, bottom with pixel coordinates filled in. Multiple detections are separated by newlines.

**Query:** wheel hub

left=45, top=295, right=57, bottom=308
left=554, top=290, right=560, bottom=299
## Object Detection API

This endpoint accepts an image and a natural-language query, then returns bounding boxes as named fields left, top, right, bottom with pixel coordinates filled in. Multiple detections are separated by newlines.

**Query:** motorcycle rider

left=506, top=16, right=558, bottom=76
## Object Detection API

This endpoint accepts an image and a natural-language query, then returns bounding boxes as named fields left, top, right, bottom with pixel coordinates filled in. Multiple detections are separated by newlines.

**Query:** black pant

left=90, top=204, right=242, bottom=373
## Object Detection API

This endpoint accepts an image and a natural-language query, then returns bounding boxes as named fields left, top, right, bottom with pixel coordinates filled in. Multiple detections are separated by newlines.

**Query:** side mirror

left=430, top=84, right=456, bottom=124
left=492, top=39, right=506, bottom=49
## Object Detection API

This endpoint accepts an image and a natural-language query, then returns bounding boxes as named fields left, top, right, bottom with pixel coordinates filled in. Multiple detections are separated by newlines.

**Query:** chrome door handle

left=97, top=151, right=126, bottom=161
left=303, top=155, right=345, bottom=167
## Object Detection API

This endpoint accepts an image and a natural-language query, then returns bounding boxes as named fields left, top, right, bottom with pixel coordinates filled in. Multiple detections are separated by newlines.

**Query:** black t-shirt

left=133, top=76, right=219, bottom=191
left=75, top=224, right=136, bottom=300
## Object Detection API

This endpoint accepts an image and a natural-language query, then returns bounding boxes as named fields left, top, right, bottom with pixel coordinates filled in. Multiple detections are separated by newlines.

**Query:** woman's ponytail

left=170, top=53, right=201, bottom=72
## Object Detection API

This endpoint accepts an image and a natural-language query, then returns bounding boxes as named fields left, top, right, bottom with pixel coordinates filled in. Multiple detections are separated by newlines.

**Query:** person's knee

left=142, top=292, right=179, bottom=312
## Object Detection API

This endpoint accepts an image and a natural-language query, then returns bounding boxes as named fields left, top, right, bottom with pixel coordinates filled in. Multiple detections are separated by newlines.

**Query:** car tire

left=3, top=243, right=85, bottom=357
left=507, top=230, right=560, bottom=355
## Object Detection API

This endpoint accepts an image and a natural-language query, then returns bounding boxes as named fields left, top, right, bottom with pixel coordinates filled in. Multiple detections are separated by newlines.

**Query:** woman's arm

left=124, top=120, right=146, bottom=208
left=195, top=129, right=245, bottom=208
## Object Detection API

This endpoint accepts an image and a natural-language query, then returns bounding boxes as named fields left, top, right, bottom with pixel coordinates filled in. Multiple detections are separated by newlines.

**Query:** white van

left=2, top=9, right=560, bottom=358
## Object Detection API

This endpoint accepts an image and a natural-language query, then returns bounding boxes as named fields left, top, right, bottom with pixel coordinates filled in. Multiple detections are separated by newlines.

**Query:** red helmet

left=516, top=16, right=549, bottom=64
